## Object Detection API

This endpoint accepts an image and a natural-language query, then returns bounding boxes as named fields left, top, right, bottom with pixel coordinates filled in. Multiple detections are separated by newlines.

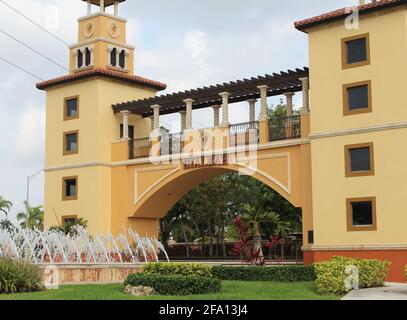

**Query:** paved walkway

left=342, top=283, right=407, bottom=300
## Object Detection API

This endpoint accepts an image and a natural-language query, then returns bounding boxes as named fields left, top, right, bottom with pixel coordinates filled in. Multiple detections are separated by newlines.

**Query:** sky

left=0, top=0, right=358, bottom=219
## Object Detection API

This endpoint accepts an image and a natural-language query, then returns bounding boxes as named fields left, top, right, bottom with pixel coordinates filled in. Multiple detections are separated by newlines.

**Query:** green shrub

left=124, top=274, right=221, bottom=296
left=211, top=265, right=316, bottom=282
left=0, top=258, right=42, bottom=294
left=315, top=256, right=390, bottom=296
left=142, top=262, right=212, bottom=278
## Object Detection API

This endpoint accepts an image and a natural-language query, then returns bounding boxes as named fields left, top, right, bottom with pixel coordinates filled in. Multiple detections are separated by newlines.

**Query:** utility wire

left=0, top=57, right=43, bottom=81
left=0, top=0, right=69, bottom=47
left=0, top=28, right=68, bottom=71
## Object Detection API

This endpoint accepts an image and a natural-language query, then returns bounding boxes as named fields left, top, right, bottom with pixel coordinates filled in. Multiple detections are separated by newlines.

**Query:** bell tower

left=69, top=0, right=134, bottom=74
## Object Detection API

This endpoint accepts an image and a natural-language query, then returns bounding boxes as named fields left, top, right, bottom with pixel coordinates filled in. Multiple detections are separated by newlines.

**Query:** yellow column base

left=259, top=120, right=269, bottom=144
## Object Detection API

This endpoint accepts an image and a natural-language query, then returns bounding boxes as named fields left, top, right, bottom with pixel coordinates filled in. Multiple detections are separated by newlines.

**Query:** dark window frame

left=62, top=176, right=78, bottom=201
left=63, top=130, right=79, bottom=156
left=345, top=142, right=375, bottom=177
left=346, top=197, right=377, bottom=232
left=343, top=80, right=372, bottom=116
left=341, top=33, right=370, bottom=69
left=64, top=96, right=79, bottom=121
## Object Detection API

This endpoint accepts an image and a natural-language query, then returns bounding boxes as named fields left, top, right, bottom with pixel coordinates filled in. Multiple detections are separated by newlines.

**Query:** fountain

left=0, top=224, right=169, bottom=265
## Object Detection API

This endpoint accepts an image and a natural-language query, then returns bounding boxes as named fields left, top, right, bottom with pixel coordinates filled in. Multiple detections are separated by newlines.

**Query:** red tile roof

left=295, top=0, right=406, bottom=32
left=36, top=67, right=167, bottom=91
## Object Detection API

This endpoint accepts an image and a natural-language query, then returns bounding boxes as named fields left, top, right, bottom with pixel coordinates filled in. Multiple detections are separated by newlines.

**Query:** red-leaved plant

left=232, top=216, right=265, bottom=266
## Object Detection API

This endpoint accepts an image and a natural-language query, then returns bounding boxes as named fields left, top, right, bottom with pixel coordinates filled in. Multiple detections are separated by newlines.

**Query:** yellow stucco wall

left=309, top=7, right=407, bottom=133
left=44, top=78, right=156, bottom=234
left=308, top=6, right=407, bottom=246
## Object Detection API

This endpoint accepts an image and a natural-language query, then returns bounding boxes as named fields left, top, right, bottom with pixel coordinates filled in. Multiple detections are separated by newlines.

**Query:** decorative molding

left=134, top=165, right=181, bottom=203
left=310, top=122, right=407, bottom=140
left=235, top=153, right=292, bottom=194
left=78, top=12, right=127, bottom=23
left=70, top=37, right=135, bottom=50
left=303, top=244, right=407, bottom=252
left=45, top=161, right=111, bottom=172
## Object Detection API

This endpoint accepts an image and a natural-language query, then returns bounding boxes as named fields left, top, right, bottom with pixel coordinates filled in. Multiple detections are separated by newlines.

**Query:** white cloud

left=15, top=104, right=45, bottom=159
left=183, top=31, right=210, bottom=66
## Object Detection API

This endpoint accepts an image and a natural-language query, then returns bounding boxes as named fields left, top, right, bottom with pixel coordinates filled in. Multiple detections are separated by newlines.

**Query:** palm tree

left=241, top=194, right=291, bottom=259
left=172, top=216, right=195, bottom=258
left=17, top=202, right=44, bottom=230
left=0, top=219, right=15, bottom=233
left=0, top=196, right=12, bottom=217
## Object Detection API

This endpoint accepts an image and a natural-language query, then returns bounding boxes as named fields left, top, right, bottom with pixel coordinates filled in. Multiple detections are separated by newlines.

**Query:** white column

left=120, top=110, right=130, bottom=140
left=284, top=92, right=295, bottom=116
left=100, top=0, right=105, bottom=12
left=247, top=99, right=257, bottom=123
left=183, top=99, right=194, bottom=130
left=116, top=49, right=120, bottom=67
left=300, top=77, right=310, bottom=112
left=180, top=111, right=187, bottom=131
left=87, top=0, right=92, bottom=16
left=151, top=105, right=161, bottom=132
left=114, top=1, right=119, bottom=16
left=149, top=116, right=154, bottom=131
left=219, top=92, right=230, bottom=127
left=257, top=85, right=269, bottom=121
left=212, top=105, right=221, bottom=127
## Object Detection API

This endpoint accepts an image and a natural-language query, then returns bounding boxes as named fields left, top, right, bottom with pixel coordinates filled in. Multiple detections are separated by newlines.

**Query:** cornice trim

left=310, top=121, right=407, bottom=140
left=303, top=244, right=407, bottom=252
left=69, top=37, right=135, bottom=50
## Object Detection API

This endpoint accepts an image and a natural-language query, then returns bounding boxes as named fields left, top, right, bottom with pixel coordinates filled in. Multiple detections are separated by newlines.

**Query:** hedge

left=211, top=265, right=316, bottom=282
left=124, top=274, right=221, bottom=296
left=0, top=258, right=43, bottom=294
left=142, top=262, right=212, bottom=278
left=315, top=256, right=390, bottom=296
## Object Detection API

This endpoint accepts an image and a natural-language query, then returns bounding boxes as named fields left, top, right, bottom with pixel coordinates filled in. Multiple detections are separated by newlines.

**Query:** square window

left=62, top=177, right=78, bottom=201
left=62, top=216, right=77, bottom=225
left=347, top=197, right=376, bottom=231
left=63, top=131, right=79, bottom=155
left=64, top=97, right=79, bottom=120
left=345, top=143, right=374, bottom=177
left=342, top=34, right=370, bottom=69
left=343, top=81, right=372, bottom=115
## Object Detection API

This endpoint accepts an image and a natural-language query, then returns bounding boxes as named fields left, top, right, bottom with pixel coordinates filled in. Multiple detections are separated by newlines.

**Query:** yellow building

left=37, top=0, right=407, bottom=281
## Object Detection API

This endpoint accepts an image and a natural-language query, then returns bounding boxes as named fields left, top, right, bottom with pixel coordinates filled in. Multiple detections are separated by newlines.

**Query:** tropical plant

left=0, top=219, right=15, bottom=233
left=16, top=202, right=44, bottom=230
left=0, top=196, right=12, bottom=217
left=49, top=217, right=88, bottom=236
left=240, top=194, right=291, bottom=259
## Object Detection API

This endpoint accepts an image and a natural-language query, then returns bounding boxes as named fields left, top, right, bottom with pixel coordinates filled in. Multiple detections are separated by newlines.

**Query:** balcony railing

left=129, top=117, right=302, bottom=160
left=229, top=121, right=259, bottom=147
left=161, top=132, right=182, bottom=156
left=269, top=115, right=301, bottom=142
left=129, top=137, right=151, bottom=159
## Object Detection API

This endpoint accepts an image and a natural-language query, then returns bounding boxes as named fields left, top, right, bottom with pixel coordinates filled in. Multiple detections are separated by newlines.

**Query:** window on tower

left=85, top=48, right=91, bottom=67
left=77, top=49, right=83, bottom=68
left=119, top=50, right=126, bottom=68
left=110, top=48, right=117, bottom=67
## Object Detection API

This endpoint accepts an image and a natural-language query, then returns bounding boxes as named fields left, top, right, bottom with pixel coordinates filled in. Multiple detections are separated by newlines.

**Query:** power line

left=0, top=28, right=68, bottom=71
left=0, top=57, right=43, bottom=81
left=0, top=0, right=69, bottom=47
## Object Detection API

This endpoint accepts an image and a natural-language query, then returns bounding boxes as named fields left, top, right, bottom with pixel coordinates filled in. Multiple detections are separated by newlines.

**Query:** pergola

left=113, top=67, right=309, bottom=118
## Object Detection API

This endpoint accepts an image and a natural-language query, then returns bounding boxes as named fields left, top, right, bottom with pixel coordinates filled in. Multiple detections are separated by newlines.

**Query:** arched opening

left=77, top=49, right=83, bottom=68
left=119, top=50, right=126, bottom=68
left=85, top=47, right=91, bottom=66
left=110, top=48, right=117, bottom=67
left=155, top=172, right=302, bottom=262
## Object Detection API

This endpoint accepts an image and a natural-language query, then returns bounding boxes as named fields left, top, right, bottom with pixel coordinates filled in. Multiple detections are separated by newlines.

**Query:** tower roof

left=81, top=0, right=126, bottom=7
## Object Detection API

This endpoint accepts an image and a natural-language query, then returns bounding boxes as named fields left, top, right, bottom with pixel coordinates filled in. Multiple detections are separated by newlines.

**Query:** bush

left=0, top=258, right=42, bottom=294
left=211, top=265, right=316, bottom=282
left=315, top=256, right=390, bottom=296
left=124, top=274, right=221, bottom=296
left=142, top=262, right=212, bottom=277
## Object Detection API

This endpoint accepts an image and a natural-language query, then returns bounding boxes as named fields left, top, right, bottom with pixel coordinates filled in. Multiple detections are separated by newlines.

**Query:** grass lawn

left=0, top=281, right=339, bottom=300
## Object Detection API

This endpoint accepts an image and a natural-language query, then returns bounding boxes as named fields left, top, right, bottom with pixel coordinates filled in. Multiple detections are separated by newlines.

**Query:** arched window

left=77, top=49, right=83, bottom=69
left=85, top=48, right=91, bottom=66
left=119, top=50, right=126, bottom=68
left=110, top=48, right=117, bottom=67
